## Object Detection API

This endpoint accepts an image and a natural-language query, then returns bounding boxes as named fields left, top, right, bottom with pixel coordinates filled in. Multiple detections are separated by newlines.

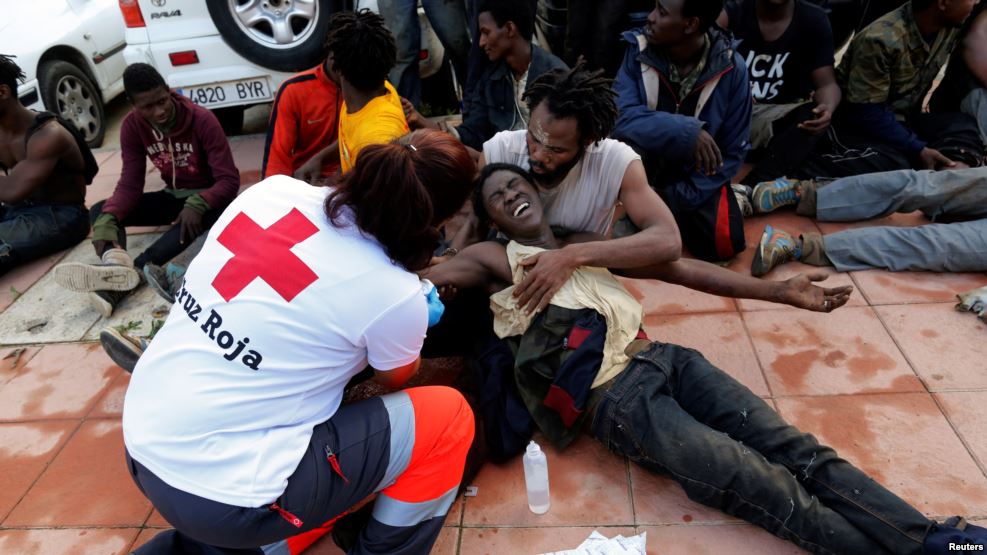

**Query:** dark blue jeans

left=591, top=342, right=931, bottom=555
left=0, top=203, right=89, bottom=276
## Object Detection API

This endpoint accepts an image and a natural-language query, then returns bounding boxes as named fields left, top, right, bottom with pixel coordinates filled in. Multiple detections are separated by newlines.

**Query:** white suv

left=119, top=0, right=445, bottom=133
left=1, top=0, right=128, bottom=147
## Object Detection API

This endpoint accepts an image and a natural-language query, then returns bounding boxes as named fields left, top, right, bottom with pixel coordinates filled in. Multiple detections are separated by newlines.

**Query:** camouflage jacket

left=836, top=1, right=959, bottom=119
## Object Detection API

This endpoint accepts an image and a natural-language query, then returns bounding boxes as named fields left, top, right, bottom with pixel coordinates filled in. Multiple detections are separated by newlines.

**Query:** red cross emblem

left=212, top=208, right=319, bottom=302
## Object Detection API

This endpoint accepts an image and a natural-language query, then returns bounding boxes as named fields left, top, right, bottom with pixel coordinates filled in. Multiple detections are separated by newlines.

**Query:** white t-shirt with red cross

left=122, top=175, right=427, bottom=508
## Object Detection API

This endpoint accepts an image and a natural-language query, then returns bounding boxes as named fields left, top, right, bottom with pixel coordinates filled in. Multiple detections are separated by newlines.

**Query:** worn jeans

left=90, top=191, right=223, bottom=270
left=379, top=0, right=471, bottom=108
left=591, top=342, right=931, bottom=555
left=0, top=203, right=89, bottom=276
left=807, top=168, right=987, bottom=272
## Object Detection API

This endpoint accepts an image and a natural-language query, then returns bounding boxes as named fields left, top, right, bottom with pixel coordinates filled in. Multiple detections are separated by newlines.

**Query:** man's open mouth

left=513, top=202, right=531, bottom=217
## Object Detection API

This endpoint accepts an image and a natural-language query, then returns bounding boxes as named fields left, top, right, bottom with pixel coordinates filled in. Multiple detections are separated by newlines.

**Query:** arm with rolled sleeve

left=665, top=65, right=752, bottom=212
left=194, top=112, right=241, bottom=211
left=612, top=45, right=704, bottom=162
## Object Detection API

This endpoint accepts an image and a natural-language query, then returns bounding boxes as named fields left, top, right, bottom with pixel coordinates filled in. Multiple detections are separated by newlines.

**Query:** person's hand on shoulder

left=514, top=248, right=580, bottom=314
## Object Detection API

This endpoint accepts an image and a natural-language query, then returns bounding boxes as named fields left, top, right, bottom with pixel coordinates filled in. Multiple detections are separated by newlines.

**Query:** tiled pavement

left=1, top=133, right=985, bottom=554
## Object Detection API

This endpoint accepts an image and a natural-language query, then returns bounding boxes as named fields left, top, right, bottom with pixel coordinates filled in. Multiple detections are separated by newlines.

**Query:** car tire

left=206, top=0, right=345, bottom=73
left=213, top=106, right=246, bottom=136
left=38, top=61, right=106, bottom=148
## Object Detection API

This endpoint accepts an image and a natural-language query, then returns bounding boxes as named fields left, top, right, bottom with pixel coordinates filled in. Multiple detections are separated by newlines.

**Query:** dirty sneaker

left=751, top=225, right=801, bottom=277
left=53, top=248, right=140, bottom=292
left=99, top=326, right=147, bottom=374
left=751, top=177, right=807, bottom=214
left=144, top=263, right=185, bottom=304
left=88, top=289, right=131, bottom=318
left=956, top=285, right=987, bottom=325
left=732, top=183, right=753, bottom=218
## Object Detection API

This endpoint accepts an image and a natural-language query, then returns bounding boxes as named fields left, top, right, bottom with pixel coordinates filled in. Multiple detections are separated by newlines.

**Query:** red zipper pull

left=325, top=445, right=350, bottom=484
left=270, top=502, right=303, bottom=528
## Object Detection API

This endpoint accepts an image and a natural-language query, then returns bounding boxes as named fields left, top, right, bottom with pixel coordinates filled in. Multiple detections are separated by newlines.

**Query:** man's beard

left=528, top=147, right=585, bottom=185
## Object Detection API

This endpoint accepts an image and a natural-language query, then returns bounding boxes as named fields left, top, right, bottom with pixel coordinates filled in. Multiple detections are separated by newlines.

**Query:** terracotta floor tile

left=89, top=372, right=132, bottom=418
left=92, top=149, right=118, bottom=165
left=815, top=210, right=931, bottom=235
left=728, top=213, right=863, bottom=311
left=146, top=509, right=170, bottom=527
left=775, top=393, right=987, bottom=516
left=86, top=174, right=117, bottom=206
left=876, top=304, right=987, bottom=391
left=630, top=466, right=740, bottom=526
left=463, top=436, right=632, bottom=527
left=0, top=528, right=138, bottom=555
left=97, top=150, right=123, bottom=174
left=0, top=343, right=121, bottom=420
left=130, top=529, right=169, bottom=552
left=639, top=524, right=805, bottom=554
left=935, top=391, right=987, bottom=472
left=617, top=276, right=737, bottom=315
left=5, top=419, right=152, bottom=527
left=0, top=345, right=41, bottom=388
left=431, top=526, right=460, bottom=555
left=642, top=312, right=769, bottom=397
left=850, top=270, right=987, bottom=306
left=745, top=307, right=922, bottom=396
left=0, top=250, right=71, bottom=312
left=0, top=420, right=78, bottom=520
left=460, top=526, right=636, bottom=554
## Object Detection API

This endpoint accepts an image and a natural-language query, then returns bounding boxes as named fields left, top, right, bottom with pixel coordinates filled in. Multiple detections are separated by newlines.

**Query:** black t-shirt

left=725, top=0, right=835, bottom=104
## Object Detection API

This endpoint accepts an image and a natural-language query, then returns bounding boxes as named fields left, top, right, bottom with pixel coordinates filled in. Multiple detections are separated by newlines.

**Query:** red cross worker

left=123, top=130, right=477, bottom=555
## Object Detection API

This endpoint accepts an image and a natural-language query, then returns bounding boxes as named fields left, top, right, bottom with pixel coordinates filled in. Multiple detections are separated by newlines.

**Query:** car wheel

left=206, top=0, right=344, bottom=73
left=38, top=61, right=106, bottom=148
left=213, top=105, right=246, bottom=136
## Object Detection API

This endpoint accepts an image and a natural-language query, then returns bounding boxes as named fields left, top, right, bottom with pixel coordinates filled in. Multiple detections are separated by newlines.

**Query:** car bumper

left=123, top=35, right=295, bottom=109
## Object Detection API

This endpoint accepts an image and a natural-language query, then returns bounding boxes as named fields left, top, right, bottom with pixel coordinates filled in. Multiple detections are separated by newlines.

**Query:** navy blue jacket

left=613, top=28, right=752, bottom=212
left=457, top=44, right=568, bottom=150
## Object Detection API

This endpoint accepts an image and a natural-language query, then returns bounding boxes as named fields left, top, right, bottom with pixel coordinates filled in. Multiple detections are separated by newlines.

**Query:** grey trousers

left=815, top=168, right=987, bottom=272
left=961, top=87, right=987, bottom=146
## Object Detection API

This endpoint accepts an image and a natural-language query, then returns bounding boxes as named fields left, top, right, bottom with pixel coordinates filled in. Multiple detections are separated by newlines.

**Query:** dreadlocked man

left=0, top=54, right=96, bottom=275
left=452, top=64, right=682, bottom=314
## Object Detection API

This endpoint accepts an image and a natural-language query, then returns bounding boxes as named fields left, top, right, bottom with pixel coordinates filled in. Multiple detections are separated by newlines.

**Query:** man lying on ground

left=421, top=162, right=987, bottom=555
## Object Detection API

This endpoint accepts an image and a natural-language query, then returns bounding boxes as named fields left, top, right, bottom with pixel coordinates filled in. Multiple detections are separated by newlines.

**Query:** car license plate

left=178, top=78, right=273, bottom=108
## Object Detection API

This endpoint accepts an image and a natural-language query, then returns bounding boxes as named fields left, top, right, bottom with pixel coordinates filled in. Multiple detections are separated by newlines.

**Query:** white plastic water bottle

left=523, top=440, right=551, bottom=514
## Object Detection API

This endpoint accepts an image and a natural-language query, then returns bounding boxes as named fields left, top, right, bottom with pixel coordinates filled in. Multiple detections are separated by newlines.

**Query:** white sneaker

left=52, top=248, right=139, bottom=292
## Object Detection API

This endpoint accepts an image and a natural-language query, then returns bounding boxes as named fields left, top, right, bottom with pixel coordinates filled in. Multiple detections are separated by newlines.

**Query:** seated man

left=423, top=163, right=986, bottom=554
left=718, top=0, right=842, bottom=185
left=403, top=0, right=567, bottom=151
left=930, top=0, right=987, bottom=146
left=0, top=54, right=97, bottom=275
left=262, top=52, right=342, bottom=181
left=612, top=0, right=752, bottom=262
left=296, top=10, right=410, bottom=176
left=794, top=0, right=983, bottom=179
left=746, top=168, right=987, bottom=277
left=52, top=63, right=240, bottom=317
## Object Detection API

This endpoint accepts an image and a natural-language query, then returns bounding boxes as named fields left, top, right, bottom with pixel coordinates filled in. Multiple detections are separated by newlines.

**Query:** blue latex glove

left=420, top=279, right=445, bottom=327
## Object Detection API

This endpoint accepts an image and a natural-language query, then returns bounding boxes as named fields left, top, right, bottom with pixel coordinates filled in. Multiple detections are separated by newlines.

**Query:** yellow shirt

left=338, top=81, right=409, bottom=172
left=490, top=242, right=644, bottom=388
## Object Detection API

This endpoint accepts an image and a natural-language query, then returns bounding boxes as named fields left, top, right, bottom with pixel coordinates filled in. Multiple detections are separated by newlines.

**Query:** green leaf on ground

left=114, top=320, right=142, bottom=335
left=9, top=286, right=21, bottom=300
